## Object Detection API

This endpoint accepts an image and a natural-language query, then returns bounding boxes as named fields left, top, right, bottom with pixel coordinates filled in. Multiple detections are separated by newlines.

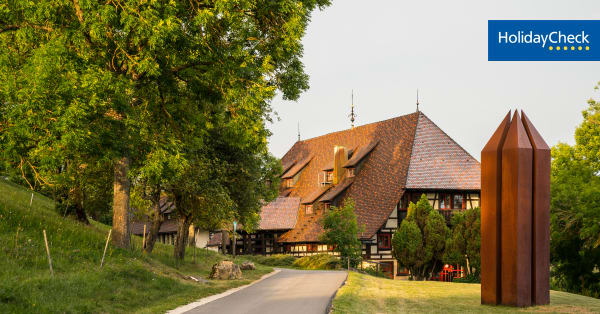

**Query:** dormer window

left=326, top=171, right=333, bottom=182
left=305, top=204, right=313, bottom=215
left=347, top=168, right=355, bottom=177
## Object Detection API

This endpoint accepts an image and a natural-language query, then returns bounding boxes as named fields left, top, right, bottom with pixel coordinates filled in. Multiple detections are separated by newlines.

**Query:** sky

left=265, top=0, right=600, bottom=159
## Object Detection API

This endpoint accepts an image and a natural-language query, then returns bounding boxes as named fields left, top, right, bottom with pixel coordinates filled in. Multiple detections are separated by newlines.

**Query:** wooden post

left=100, top=229, right=112, bottom=268
left=142, top=224, right=146, bottom=251
left=29, top=192, right=34, bottom=207
left=15, top=227, right=20, bottom=257
left=43, top=230, right=54, bottom=276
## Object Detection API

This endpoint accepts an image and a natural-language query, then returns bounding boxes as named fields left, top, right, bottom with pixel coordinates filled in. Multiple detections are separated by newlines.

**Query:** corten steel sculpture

left=480, top=110, right=550, bottom=307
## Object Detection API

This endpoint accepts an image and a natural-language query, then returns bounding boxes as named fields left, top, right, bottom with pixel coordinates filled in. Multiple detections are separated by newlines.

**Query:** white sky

left=267, top=0, right=600, bottom=159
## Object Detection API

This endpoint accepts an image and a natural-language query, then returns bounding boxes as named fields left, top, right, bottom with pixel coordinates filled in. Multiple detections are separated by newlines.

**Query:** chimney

left=333, top=146, right=348, bottom=185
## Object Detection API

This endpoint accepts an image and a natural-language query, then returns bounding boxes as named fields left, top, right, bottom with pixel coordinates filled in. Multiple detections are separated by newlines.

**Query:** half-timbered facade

left=238, top=111, right=480, bottom=279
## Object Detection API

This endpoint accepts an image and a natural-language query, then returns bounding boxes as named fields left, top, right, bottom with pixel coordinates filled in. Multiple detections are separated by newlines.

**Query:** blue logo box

left=488, top=20, right=600, bottom=61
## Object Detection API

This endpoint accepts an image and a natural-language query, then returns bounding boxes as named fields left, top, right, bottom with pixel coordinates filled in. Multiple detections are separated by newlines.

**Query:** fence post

left=100, top=229, right=112, bottom=268
left=43, top=230, right=54, bottom=276
left=142, top=224, right=146, bottom=251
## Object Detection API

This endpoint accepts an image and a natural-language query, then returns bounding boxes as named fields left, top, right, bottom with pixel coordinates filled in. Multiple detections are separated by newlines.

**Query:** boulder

left=209, top=261, right=242, bottom=280
left=240, top=261, right=256, bottom=270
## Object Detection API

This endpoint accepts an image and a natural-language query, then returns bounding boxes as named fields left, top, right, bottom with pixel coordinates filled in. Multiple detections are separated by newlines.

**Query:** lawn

left=0, top=179, right=272, bottom=313
left=332, top=272, right=600, bottom=314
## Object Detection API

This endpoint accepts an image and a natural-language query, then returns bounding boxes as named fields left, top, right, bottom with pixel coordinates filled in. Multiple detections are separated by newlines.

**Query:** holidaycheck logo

left=489, top=20, right=600, bottom=61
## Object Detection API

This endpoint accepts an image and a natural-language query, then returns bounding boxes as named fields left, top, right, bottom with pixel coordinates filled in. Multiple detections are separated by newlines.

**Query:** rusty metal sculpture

left=481, top=110, right=550, bottom=307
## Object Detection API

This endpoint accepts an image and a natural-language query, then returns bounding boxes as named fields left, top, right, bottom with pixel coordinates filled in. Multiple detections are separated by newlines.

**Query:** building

left=131, top=198, right=212, bottom=249
left=237, top=111, right=481, bottom=279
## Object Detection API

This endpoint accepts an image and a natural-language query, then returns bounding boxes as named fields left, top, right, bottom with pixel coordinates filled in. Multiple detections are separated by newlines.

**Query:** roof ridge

left=295, top=111, right=419, bottom=144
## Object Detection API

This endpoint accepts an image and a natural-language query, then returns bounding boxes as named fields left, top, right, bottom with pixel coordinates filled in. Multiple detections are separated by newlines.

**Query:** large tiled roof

left=267, top=111, right=480, bottom=243
left=277, top=112, right=420, bottom=241
left=258, top=197, right=300, bottom=230
left=405, top=113, right=481, bottom=190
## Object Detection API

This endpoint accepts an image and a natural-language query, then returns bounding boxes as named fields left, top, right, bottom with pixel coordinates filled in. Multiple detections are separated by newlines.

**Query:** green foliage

left=292, top=254, right=341, bottom=270
left=362, top=265, right=386, bottom=278
left=452, top=273, right=480, bottom=284
left=550, top=142, right=600, bottom=298
left=242, top=254, right=296, bottom=267
left=0, top=0, right=330, bottom=248
left=548, top=92, right=600, bottom=297
left=393, top=194, right=448, bottom=280
left=575, top=98, right=600, bottom=172
left=0, top=178, right=272, bottom=313
left=320, top=199, right=364, bottom=266
left=443, top=207, right=481, bottom=277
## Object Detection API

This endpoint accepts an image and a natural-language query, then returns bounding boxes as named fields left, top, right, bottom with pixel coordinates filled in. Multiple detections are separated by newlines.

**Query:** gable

left=405, top=113, right=481, bottom=190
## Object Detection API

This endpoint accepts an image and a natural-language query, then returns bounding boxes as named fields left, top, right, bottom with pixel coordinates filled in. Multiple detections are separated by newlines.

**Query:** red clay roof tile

left=281, top=155, right=313, bottom=179
left=301, top=186, right=331, bottom=204
left=258, top=197, right=300, bottom=230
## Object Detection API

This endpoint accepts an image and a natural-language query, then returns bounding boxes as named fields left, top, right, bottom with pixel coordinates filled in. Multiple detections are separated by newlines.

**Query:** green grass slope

left=332, top=272, right=600, bottom=314
left=0, top=179, right=272, bottom=313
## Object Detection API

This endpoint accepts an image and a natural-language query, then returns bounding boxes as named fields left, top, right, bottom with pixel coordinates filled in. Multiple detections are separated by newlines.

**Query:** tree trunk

left=112, top=157, right=130, bottom=249
left=144, top=203, right=163, bottom=254
left=74, top=205, right=90, bottom=224
left=75, top=188, right=90, bottom=224
left=174, top=215, right=191, bottom=260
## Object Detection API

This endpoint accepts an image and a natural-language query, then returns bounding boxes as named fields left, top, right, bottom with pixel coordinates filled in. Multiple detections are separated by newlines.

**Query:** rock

left=209, top=261, right=242, bottom=280
left=240, top=261, right=256, bottom=270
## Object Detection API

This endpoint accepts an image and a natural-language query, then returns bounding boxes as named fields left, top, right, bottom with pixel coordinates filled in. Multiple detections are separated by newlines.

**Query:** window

left=453, top=194, right=465, bottom=209
left=326, top=171, right=333, bottom=182
left=378, top=233, right=392, bottom=249
left=285, top=179, right=294, bottom=188
left=305, top=204, right=313, bottom=215
left=347, top=168, right=355, bottom=177
left=439, top=193, right=452, bottom=209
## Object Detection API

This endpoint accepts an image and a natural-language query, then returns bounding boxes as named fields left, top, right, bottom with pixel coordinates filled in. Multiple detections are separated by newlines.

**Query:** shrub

left=392, top=194, right=448, bottom=280
left=292, top=254, right=341, bottom=270
left=452, top=273, right=480, bottom=284
left=243, top=254, right=296, bottom=267
left=320, top=199, right=363, bottom=267
left=362, top=265, right=386, bottom=278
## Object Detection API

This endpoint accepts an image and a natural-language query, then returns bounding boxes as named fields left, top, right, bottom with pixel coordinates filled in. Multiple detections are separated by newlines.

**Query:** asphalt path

left=184, top=268, right=347, bottom=314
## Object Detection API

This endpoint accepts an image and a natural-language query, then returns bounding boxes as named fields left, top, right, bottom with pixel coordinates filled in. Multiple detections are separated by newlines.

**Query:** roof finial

left=297, top=121, right=301, bottom=141
left=350, top=90, right=356, bottom=129
left=416, top=89, right=420, bottom=112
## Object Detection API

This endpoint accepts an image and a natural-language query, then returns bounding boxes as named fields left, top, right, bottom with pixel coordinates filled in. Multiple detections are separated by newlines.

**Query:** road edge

left=166, top=268, right=281, bottom=314
left=326, top=270, right=349, bottom=314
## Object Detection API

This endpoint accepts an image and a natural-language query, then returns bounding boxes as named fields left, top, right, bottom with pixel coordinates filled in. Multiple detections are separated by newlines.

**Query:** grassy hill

left=332, top=272, right=600, bottom=314
left=0, top=179, right=272, bottom=313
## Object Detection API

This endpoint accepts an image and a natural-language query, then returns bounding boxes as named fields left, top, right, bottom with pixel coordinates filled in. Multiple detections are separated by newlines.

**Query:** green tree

left=443, top=207, right=481, bottom=276
left=320, top=199, right=364, bottom=267
left=0, top=0, right=331, bottom=250
left=392, top=194, right=448, bottom=280
left=550, top=142, right=600, bottom=297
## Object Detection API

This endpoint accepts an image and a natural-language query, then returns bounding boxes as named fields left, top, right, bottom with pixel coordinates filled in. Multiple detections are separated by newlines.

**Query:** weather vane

left=350, top=90, right=356, bottom=129
left=416, top=89, right=420, bottom=112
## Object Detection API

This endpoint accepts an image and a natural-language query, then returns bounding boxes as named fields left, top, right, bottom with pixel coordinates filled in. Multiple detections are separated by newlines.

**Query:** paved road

left=185, top=268, right=347, bottom=314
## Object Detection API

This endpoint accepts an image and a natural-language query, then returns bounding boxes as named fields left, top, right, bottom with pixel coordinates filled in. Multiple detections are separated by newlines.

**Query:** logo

left=488, top=20, right=600, bottom=61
